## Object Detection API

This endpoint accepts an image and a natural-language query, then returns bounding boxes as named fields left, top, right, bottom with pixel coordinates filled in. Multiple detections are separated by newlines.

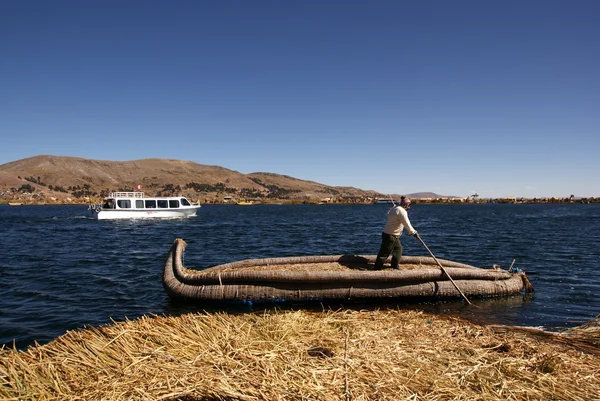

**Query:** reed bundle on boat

left=164, top=238, right=528, bottom=301
left=1, top=310, right=599, bottom=401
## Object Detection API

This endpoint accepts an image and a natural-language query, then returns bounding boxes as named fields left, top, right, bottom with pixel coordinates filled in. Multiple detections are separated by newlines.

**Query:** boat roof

left=106, top=191, right=189, bottom=200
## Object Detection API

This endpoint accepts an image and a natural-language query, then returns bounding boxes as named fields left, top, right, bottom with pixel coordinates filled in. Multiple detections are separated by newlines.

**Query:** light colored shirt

left=383, top=206, right=417, bottom=237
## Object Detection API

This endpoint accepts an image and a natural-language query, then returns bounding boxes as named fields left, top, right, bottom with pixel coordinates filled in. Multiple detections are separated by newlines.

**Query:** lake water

left=1, top=203, right=599, bottom=350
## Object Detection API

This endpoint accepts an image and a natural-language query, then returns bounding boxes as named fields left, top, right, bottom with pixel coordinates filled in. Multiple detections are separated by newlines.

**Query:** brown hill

left=400, top=192, right=461, bottom=199
left=0, top=155, right=379, bottom=203
left=246, top=172, right=365, bottom=197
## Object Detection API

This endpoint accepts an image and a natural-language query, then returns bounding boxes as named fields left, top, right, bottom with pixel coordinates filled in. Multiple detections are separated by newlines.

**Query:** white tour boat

left=89, top=191, right=201, bottom=220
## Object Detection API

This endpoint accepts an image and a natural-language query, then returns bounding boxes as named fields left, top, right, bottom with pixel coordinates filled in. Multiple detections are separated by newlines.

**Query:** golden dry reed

left=1, top=309, right=599, bottom=401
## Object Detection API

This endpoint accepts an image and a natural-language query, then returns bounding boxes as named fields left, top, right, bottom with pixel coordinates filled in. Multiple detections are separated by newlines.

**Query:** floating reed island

left=1, top=310, right=599, bottom=400
left=163, top=238, right=533, bottom=302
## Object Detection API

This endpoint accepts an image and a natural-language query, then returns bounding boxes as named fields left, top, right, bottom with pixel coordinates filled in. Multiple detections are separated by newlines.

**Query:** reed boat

left=163, top=238, right=533, bottom=302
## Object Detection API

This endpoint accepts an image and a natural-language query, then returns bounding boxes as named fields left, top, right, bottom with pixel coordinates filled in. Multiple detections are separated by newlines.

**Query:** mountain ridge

left=0, top=155, right=456, bottom=203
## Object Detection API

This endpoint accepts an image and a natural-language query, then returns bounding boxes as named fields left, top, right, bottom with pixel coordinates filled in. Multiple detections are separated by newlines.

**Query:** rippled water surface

left=1, top=203, right=599, bottom=349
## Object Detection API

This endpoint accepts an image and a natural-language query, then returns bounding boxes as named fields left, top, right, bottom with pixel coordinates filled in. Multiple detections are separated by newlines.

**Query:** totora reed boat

left=163, top=238, right=533, bottom=302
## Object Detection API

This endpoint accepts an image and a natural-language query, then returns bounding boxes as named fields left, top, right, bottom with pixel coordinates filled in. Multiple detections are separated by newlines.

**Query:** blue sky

left=1, top=1, right=598, bottom=198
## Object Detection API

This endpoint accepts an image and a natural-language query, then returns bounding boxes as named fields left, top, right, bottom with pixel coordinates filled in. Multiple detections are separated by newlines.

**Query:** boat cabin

left=101, top=192, right=195, bottom=210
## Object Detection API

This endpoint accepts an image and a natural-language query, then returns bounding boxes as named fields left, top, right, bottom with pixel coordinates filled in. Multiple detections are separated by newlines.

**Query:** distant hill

left=400, top=192, right=461, bottom=199
left=0, top=155, right=463, bottom=203
left=0, top=155, right=382, bottom=203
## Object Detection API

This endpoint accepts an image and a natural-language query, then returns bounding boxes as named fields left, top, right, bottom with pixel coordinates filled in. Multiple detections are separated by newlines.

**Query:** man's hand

left=413, top=232, right=420, bottom=240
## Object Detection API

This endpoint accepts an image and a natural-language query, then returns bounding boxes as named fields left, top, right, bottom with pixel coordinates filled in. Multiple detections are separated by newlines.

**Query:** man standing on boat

left=374, top=197, right=420, bottom=270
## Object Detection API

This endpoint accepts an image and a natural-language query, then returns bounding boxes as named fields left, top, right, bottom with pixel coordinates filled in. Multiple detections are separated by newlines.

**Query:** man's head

left=400, top=197, right=411, bottom=209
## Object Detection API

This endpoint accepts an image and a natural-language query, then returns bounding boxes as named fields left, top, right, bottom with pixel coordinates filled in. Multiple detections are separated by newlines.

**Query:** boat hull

left=94, top=207, right=199, bottom=220
left=163, top=238, right=529, bottom=302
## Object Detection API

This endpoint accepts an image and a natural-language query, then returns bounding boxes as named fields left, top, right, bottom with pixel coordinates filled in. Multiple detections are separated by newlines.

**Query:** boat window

left=117, top=200, right=131, bottom=209
left=169, top=200, right=180, bottom=208
left=180, top=198, right=191, bottom=206
left=157, top=200, right=168, bottom=208
left=145, top=200, right=156, bottom=208
left=135, top=200, right=144, bottom=208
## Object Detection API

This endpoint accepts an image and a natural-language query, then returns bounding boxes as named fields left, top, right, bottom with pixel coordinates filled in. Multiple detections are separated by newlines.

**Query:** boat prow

left=163, top=238, right=532, bottom=302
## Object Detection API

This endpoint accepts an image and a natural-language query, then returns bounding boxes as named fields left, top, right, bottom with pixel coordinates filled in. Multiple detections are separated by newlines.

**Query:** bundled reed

left=164, top=239, right=528, bottom=301
left=1, top=310, right=599, bottom=401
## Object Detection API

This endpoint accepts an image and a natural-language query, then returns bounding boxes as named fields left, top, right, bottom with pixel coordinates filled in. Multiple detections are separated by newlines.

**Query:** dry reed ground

left=1, top=309, right=599, bottom=401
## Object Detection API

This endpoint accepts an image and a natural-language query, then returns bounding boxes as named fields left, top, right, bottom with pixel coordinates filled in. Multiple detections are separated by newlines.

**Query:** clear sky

left=1, top=1, right=598, bottom=198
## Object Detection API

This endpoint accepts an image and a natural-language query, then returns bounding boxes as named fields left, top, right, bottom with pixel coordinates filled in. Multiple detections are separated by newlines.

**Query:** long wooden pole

left=416, top=235, right=472, bottom=305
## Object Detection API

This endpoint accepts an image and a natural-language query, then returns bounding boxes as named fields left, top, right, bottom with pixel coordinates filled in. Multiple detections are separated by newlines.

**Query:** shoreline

left=2, top=198, right=599, bottom=206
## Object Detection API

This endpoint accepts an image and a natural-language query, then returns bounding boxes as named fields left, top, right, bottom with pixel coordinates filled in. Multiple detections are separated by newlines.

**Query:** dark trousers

left=374, top=233, right=402, bottom=269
